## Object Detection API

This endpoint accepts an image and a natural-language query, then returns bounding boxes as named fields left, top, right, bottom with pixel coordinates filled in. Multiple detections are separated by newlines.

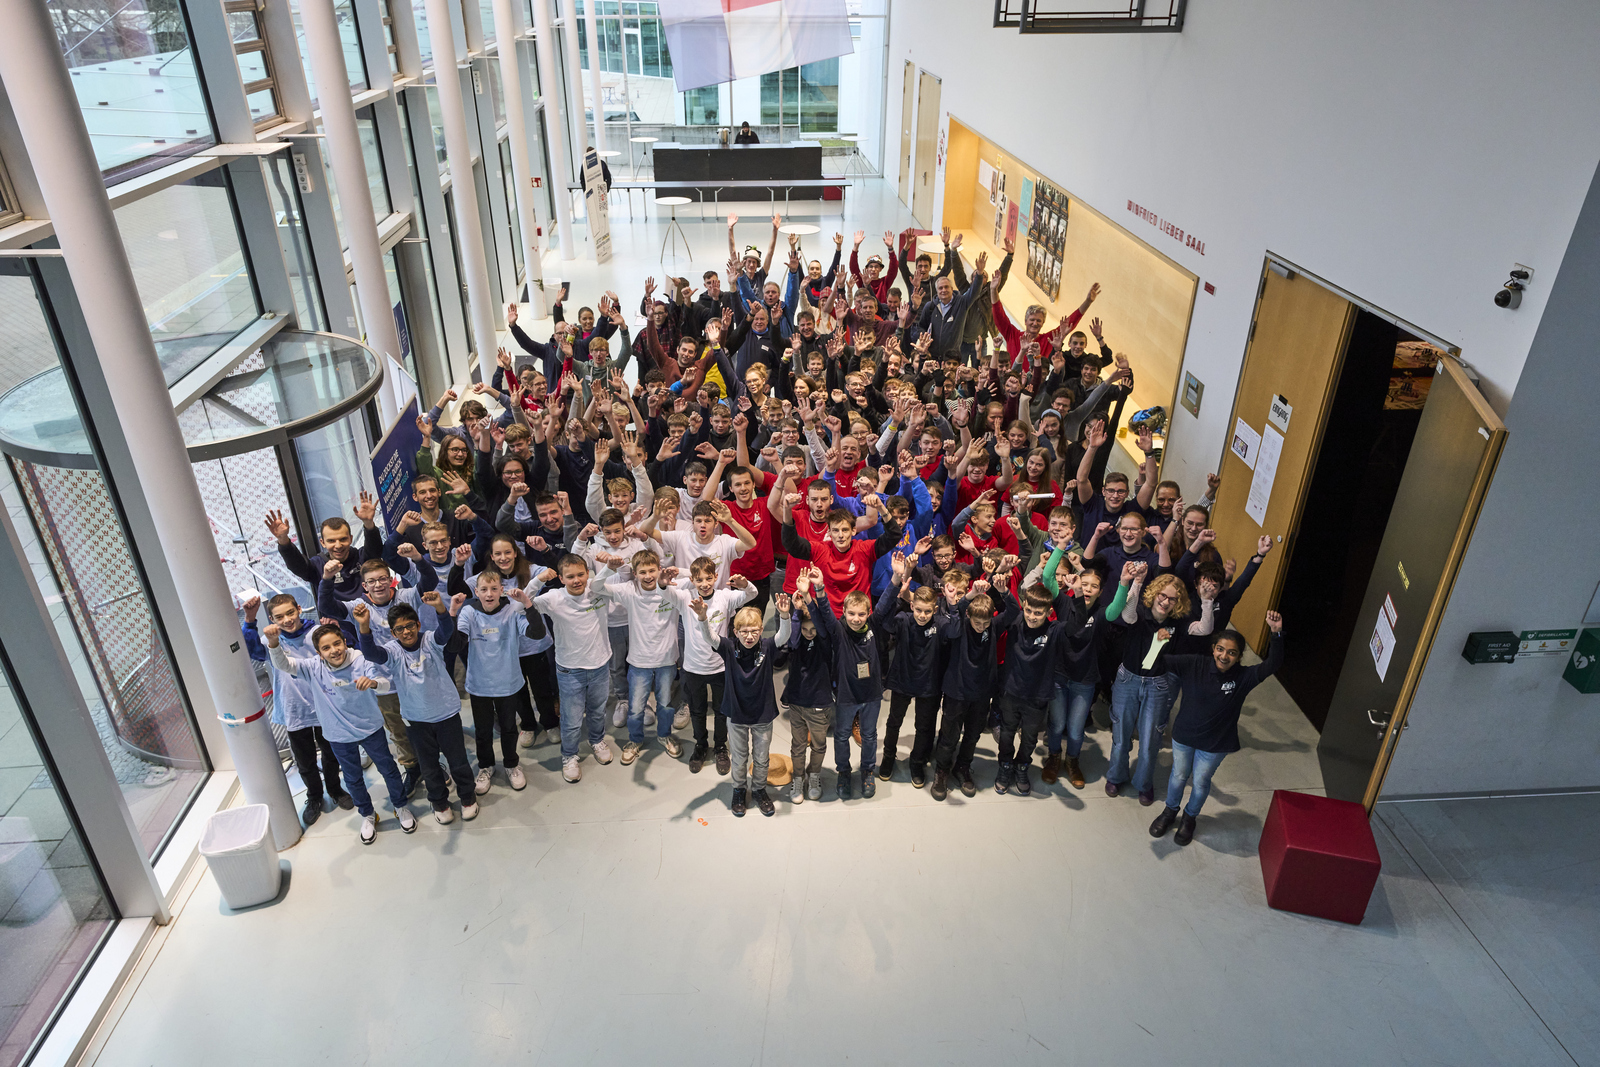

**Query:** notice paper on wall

left=1231, top=418, right=1261, bottom=469
left=978, top=159, right=996, bottom=202
left=1244, top=425, right=1283, bottom=525
left=1370, top=607, right=1396, bottom=682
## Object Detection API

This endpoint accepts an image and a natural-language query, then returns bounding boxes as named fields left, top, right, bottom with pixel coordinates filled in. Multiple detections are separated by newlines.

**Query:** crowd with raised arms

left=240, top=213, right=1285, bottom=849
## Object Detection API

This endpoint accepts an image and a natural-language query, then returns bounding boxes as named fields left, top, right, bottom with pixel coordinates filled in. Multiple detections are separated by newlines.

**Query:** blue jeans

left=627, top=664, right=677, bottom=743
left=1167, top=742, right=1227, bottom=817
left=328, top=727, right=408, bottom=818
left=1047, top=680, right=1096, bottom=758
left=1107, top=667, right=1176, bottom=793
left=835, top=699, right=881, bottom=777
left=556, top=663, right=610, bottom=758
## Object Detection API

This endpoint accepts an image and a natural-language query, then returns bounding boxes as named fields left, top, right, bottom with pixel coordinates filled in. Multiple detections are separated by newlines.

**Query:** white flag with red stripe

left=660, top=0, right=853, bottom=92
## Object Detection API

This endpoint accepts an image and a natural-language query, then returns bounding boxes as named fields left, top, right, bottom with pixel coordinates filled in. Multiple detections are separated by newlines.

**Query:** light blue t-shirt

left=265, top=623, right=320, bottom=732
left=457, top=601, right=530, bottom=697
left=272, top=647, right=391, bottom=744
left=369, top=631, right=461, bottom=723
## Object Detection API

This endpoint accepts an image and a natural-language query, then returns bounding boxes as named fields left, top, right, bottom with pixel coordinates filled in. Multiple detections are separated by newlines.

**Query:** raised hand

left=453, top=544, right=472, bottom=566
left=775, top=592, right=792, bottom=614
left=578, top=522, right=599, bottom=543
left=421, top=590, right=444, bottom=608
left=1258, top=534, right=1274, bottom=557
left=852, top=229, right=865, bottom=248
left=354, top=491, right=378, bottom=525
left=449, top=592, right=468, bottom=616
left=396, top=543, right=421, bottom=561
left=1265, top=610, right=1283, bottom=633
left=690, top=596, right=708, bottom=620
left=527, top=535, right=549, bottom=553
left=264, top=509, right=291, bottom=543
left=913, top=534, right=934, bottom=557
left=351, top=602, right=370, bottom=627
left=1207, top=472, right=1222, bottom=497
left=322, top=558, right=342, bottom=580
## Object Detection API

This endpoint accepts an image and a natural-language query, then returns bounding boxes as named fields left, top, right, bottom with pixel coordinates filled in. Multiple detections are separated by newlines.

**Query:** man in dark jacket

left=913, top=251, right=988, bottom=362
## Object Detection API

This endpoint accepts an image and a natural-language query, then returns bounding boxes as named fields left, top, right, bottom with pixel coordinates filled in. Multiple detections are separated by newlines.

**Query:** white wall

left=888, top=0, right=1600, bottom=501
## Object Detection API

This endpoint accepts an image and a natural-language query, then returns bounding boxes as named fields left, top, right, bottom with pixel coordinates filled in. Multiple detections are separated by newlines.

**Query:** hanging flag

left=660, top=0, right=854, bottom=92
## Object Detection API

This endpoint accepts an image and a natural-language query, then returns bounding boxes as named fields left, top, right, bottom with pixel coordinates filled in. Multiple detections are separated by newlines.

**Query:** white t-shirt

left=576, top=534, right=648, bottom=626
left=532, top=581, right=617, bottom=669
left=605, top=578, right=682, bottom=668
left=660, top=530, right=744, bottom=589
left=667, top=580, right=753, bottom=675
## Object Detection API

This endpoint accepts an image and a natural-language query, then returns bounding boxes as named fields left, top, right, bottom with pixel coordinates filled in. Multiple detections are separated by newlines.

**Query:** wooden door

left=911, top=70, right=940, bottom=228
left=1208, top=261, right=1355, bottom=652
left=1317, top=359, right=1506, bottom=805
left=898, top=61, right=915, bottom=206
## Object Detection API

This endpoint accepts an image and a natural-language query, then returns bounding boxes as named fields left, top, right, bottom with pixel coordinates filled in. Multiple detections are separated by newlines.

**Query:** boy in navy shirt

left=694, top=600, right=791, bottom=817
left=993, top=585, right=1076, bottom=796
left=931, top=581, right=1020, bottom=801
left=877, top=555, right=946, bottom=788
left=810, top=577, right=900, bottom=800
left=780, top=568, right=835, bottom=804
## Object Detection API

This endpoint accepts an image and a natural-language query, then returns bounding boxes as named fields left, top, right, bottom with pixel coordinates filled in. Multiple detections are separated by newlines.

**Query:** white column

left=0, top=3, right=300, bottom=849
left=300, top=0, right=401, bottom=426
left=491, top=0, right=546, bottom=316
left=425, top=0, right=502, bottom=374
left=583, top=0, right=607, bottom=153
left=560, top=0, right=588, bottom=183
left=534, top=0, right=576, bottom=260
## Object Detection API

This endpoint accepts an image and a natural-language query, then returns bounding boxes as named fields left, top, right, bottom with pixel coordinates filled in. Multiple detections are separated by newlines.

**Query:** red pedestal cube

left=1258, top=790, right=1382, bottom=925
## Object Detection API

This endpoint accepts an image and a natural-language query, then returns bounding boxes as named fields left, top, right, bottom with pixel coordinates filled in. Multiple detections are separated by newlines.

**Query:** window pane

left=499, top=139, right=523, bottom=278
left=684, top=85, right=717, bottom=125
left=479, top=0, right=497, bottom=43
left=356, top=110, right=392, bottom=220
left=382, top=250, right=417, bottom=383
left=760, top=68, right=798, bottom=126
left=51, top=0, right=215, bottom=182
left=264, top=155, right=326, bottom=331
left=227, top=12, right=262, bottom=44
left=799, top=58, right=838, bottom=133
left=113, top=174, right=260, bottom=385
left=0, top=662, right=115, bottom=1063
left=289, top=0, right=368, bottom=105
left=412, top=0, right=434, bottom=67
left=235, top=47, right=271, bottom=91
left=426, top=87, right=449, bottom=174
left=641, top=17, right=660, bottom=78
left=245, top=86, right=279, bottom=124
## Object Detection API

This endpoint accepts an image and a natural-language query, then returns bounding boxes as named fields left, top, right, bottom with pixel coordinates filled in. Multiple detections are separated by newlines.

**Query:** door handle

left=1366, top=707, right=1390, bottom=738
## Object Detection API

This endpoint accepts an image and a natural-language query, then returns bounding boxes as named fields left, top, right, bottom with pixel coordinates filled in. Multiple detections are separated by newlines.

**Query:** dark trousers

left=327, top=727, right=407, bottom=818
left=835, top=699, right=882, bottom=777
left=520, top=650, right=559, bottom=731
left=934, top=696, right=991, bottom=773
left=469, top=693, right=522, bottom=769
left=997, top=696, right=1048, bottom=768
left=885, top=690, right=940, bottom=768
left=403, top=716, right=477, bottom=811
left=683, top=669, right=727, bottom=749
left=445, top=634, right=469, bottom=685
left=287, top=725, right=346, bottom=803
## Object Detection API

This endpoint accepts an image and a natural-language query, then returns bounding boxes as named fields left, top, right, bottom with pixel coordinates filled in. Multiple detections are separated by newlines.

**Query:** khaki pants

left=786, top=703, right=834, bottom=776
left=377, top=692, right=418, bottom=768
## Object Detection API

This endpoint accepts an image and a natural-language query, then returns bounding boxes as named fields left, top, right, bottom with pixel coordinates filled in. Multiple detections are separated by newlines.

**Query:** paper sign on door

left=1370, top=608, right=1396, bottom=682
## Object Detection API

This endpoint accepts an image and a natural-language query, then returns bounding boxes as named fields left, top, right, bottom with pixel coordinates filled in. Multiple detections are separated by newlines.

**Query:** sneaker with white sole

left=562, top=755, right=581, bottom=782
left=612, top=700, right=629, bottom=728
left=359, top=814, right=377, bottom=844
left=621, top=741, right=642, bottom=765
left=397, top=807, right=417, bottom=834
left=474, top=766, right=494, bottom=795
left=435, top=806, right=455, bottom=825
left=673, top=707, right=690, bottom=731
left=593, top=738, right=616, bottom=765
left=789, top=777, right=806, bottom=804
left=507, top=766, right=527, bottom=790
left=460, top=801, right=479, bottom=820
left=518, top=730, right=538, bottom=748
left=661, top=734, right=682, bottom=758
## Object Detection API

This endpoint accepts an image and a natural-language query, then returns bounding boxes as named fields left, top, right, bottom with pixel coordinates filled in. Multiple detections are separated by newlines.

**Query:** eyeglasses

left=363, top=578, right=393, bottom=588
left=391, top=622, right=420, bottom=635
left=734, top=628, right=762, bottom=637
left=1154, top=593, right=1177, bottom=605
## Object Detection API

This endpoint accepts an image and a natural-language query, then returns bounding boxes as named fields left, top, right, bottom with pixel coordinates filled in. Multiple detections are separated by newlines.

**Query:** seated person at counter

left=735, top=121, right=760, bottom=144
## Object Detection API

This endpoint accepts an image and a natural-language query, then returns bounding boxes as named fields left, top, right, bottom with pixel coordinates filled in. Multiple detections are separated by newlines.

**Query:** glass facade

left=289, top=0, right=368, bottom=106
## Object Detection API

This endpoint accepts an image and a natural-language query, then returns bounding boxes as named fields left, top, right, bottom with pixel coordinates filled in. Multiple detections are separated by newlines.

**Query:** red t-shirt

left=800, top=535, right=878, bottom=616
left=783, top=507, right=832, bottom=592
left=832, top=461, right=867, bottom=498
left=955, top=473, right=997, bottom=512
left=724, top=490, right=776, bottom=581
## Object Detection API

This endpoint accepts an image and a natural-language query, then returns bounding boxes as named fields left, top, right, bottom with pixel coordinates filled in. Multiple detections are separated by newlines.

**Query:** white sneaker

left=562, top=755, right=581, bottom=782
left=620, top=741, right=642, bottom=765
left=474, top=767, right=493, bottom=795
left=435, top=806, right=455, bottom=825
left=460, top=801, right=480, bottom=820
left=789, top=777, right=806, bottom=804
left=518, top=729, right=538, bottom=748
left=661, top=734, right=683, bottom=758
left=397, top=806, right=417, bottom=834
left=359, top=814, right=377, bottom=844
left=612, top=700, right=629, bottom=728
left=508, top=765, right=527, bottom=790
left=593, top=737, right=616, bottom=765
left=673, top=707, right=690, bottom=730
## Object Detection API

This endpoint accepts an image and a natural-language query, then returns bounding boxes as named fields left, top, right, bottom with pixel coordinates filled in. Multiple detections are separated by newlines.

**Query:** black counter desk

left=652, top=142, right=825, bottom=199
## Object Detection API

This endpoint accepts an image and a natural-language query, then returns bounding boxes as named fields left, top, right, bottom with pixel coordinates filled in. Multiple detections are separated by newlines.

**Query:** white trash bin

left=198, top=804, right=281, bottom=910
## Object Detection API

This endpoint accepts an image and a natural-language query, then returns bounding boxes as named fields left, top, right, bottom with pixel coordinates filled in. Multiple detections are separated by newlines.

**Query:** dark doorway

left=1273, top=310, right=1438, bottom=729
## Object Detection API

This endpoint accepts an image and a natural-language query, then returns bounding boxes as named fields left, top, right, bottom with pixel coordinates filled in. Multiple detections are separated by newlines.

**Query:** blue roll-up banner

left=370, top=397, right=424, bottom=532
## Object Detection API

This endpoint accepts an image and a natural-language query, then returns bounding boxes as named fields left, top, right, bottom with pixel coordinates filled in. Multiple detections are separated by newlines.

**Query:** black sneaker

left=1174, top=813, right=1197, bottom=846
left=301, top=796, right=323, bottom=827
left=994, top=762, right=1014, bottom=795
left=401, top=767, right=422, bottom=799
left=877, top=754, right=895, bottom=781
left=958, top=767, right=977, bottom=797
left=836, top=773, right=852, bottom=800
left=689, top=743, right=709, bottom=774
left=714, top=746, right=732, bottom=776
left=1149, top=806, right=1179, bottom=838
left=731, top=787, right=748, bottom=817
left=332, top=792, right=355, bottom=811
left=754, top=789, right=775, bottom=817
left=1014, top=763, right=1033, bottom=797
left=930, top=769, right=949, bottom=801
left=910, top=763, right=926, bottom=789
left=861, top=773, right=876, bottom=799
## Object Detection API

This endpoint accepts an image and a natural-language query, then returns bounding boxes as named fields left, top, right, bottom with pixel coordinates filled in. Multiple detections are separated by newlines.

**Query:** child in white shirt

left=532, top=553, right=620, bottom=783
left=666, top=555, right=754, bottom=774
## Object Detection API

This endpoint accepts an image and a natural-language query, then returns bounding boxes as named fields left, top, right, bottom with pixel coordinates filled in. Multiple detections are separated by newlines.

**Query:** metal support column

left=0, top=5, right=300, bottom=849
left=534, top=0, right=576, bottom=260
left=426, top=0, right=504, bottom=373
left=301, top=0, right=402, bottom=428
left=582, top=0, right=607, bottom=154
left=493, top=0, right=547, bottom=313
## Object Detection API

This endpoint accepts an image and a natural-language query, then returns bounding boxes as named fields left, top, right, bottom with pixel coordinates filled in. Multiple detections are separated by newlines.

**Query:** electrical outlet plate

left=1513, top=263, right=1534, bottom=285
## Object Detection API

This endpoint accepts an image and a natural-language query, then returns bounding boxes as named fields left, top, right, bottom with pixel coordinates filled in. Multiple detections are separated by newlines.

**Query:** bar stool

left=839, top=135, right=868, bottom=184
left=630, top=135, right=658, bottom=180
left=656, top=195, right=693, bottom=266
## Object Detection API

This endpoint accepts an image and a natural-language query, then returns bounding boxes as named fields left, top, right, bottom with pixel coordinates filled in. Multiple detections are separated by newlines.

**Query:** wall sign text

left=1127, top=200, right=1206, bottom=256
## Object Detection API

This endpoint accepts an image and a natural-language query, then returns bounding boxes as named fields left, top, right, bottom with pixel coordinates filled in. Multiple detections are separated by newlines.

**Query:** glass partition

left=357, top=109, right=393, bottom=220
left=113, top=171, right=261, bottom=385
left=51, top=0, right=216, bottom=183
left=289, top=0, right=369, bottom=106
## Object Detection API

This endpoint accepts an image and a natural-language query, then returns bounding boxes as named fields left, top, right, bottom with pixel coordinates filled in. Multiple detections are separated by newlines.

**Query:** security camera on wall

left=1495, top=265, right=1532, bottom=309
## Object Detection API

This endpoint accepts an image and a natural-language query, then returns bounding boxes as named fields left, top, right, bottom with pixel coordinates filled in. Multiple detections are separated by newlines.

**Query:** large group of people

left=242, top=214, right=1284, bottom=849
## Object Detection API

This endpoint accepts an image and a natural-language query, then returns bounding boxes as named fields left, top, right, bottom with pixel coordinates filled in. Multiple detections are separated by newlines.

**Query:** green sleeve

left=415, top=446, right=437, bottom=478
left=1106, top=582, right=1129, bottom=622
left=1041, top=545, right=1066, bottom=596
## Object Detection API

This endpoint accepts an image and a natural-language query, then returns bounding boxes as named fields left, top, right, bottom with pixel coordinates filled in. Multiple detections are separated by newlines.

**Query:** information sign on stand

left=583, top=148, right=612, bottom=264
